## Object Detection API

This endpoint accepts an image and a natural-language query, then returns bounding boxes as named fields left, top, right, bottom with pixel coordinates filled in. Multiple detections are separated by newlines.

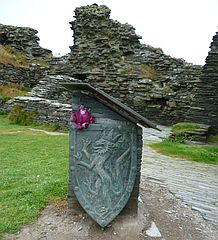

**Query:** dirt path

left=5, top=177, right=218, bottom=240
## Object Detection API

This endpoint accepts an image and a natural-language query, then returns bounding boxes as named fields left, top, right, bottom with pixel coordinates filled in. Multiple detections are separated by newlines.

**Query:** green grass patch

left=8, top=105, right=37, bottom=126
left=0, top=115, right=69, bottom=234
left=209, top=135, right=218, bottom=143
left=0, top=115, right=31, bottom=132
left=171, top=122, right=199, bottom=135
left=149, top=141, right=218, bottom=164
left=29, top=123, right=68, bottom=133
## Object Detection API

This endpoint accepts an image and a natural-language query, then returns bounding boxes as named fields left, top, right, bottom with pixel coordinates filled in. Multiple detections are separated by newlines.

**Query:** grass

left=0, top=84, right=28, bottom=101
left=8, top=105, right=38, bottom=126
left=0, top=44, right=51, bottom=68
left=149, top=140, right=218, bottom=164
left=171, top=122, right=199, bottom=135
left=0, top=45, right=28, bottom=67
left=209, top=134, right=218, bottom=143
left=7, top=105, right=62, bottom=130
left=149, top=122, right=218, bottom=164
left=0, top=115, right=67, bottom=133
left=0, top=115, right=69, bottom=234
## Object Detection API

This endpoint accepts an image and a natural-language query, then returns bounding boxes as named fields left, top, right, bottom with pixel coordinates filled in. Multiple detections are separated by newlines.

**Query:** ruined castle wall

left=0, top=64, right=48, bottom=88
left=1, top=6, right=217, bottom=131
left=0, top=24, right=52, bottom=59
left=186, top=32, right=218, bottom=133
left=3, top=75, right=76, bottom=127
left=62, top=4, right=202, bottom=125
left=0, top=24, right=53, bottom=88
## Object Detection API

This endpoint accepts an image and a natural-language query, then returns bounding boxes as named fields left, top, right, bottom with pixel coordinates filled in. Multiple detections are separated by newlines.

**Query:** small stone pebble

left=78, top=226, right=83, bottom=231
left=165, top=210, right=172, bottom=214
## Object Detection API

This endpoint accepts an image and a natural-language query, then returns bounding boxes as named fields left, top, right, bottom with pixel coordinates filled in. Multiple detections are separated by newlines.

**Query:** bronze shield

left=70, top=123, right=138, bottom=227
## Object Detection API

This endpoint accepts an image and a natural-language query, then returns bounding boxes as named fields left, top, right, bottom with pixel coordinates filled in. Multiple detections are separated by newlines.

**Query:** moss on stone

left=140, top=64, right=157, bottom=79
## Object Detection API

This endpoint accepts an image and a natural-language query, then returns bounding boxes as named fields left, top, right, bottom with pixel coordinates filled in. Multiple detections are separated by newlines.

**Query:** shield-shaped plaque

left=70, top=123, right=138, bottom=227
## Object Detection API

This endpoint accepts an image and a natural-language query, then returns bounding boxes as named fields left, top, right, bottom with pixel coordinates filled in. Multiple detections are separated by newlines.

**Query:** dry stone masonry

left=64, top=4, right=202, bottom=125
left=0, top=24, right=51, bottom=88
left=0, top=64, right=48, bottom=88
left=0, top=5, right=217, bottom=132
left=4, top=75, right=76, bottom=127
left=0, top=24, right=51, bottom=59
left=186, top=31, right=218, bottom=133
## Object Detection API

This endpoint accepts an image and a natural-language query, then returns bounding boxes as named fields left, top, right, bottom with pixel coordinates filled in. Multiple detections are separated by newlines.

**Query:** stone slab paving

left=142, top=125, right=171, bottom=143
left=141, top=145, right=218, bottom=227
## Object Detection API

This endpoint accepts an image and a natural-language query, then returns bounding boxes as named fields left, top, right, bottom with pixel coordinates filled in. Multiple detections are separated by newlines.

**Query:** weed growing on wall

left=0, top=44, right=51, bottom=68
left=119, top=63, right=157, bottom=79
left=0, top=45, right=28, bottom=67
left=0, top=83, right=28, bottom=100
left=140, top=64, right=157, bottom=79
left=168, top=122, right=200, bottom=142
left=8, top=105, right=37, bottom=125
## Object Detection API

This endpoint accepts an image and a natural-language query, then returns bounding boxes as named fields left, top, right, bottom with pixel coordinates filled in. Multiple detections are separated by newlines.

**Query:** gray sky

left=0, top=0, right=217, bottom=65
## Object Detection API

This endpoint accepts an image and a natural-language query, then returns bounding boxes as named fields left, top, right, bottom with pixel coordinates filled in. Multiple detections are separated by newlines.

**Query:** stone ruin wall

left=63, top=4, right=202, bottom=125
left=1, top=5, right=217, bottom=132
left=0, top=24, right=51, bottom=59
left=3, top=75, right=75, bottom=127
left=0, top=24, right=51, bottom=88
left=0, top=64, right=48, bottom=88
left=186, top=32, right=218, bottom=132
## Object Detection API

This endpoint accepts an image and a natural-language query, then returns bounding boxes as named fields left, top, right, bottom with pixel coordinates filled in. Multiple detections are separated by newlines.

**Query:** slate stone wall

left=186, top=32, right=218, bottom=133
left=0, top=64, right=48, bottom=88
left=61, top=4, right=203, bottom=125
left=1, top=7, right=217, bottom=131
left=0, top=23, right=51, bottom=88
left=0, top=24, right=51, bottom=59
left=3, top=75, right=76, bottom=127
